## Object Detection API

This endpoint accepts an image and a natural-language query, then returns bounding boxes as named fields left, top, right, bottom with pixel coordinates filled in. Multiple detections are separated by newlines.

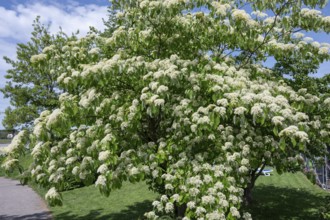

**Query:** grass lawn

left=52, top=182, right=158, bottom=220
left=1, top=153, right=329, bottom=219
left=246, top=171, right=329, bottom=220
left=50, top=170, right=329, bottom=220
left=0, top=139, right=11, bottom=144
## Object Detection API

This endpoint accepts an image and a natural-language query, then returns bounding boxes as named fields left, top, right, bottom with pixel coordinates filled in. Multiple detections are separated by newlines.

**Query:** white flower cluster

left=5, top=130, right=27, bottom=154
left=30, top=54, right=47, bottom=63
left=211, top=2, right=231, bottom=17
left=79, top=89, right=99, bottom=108
left=98, top=150, right=110, bottom=161
left=88, top=47, right=100, bottom=55
left=46, top=108, right=63, bottom=129
left=252, top=10, right=268, bottom=19
left=2, top=158, right=19, bottom=170
left=323, top=16, right=330, bottom=25
left=300, top=8, right=322, bottom=18
left=45, top=187, right=62, bottom=205
left=95, top=175, right=107, bottom=187
left=232, top=9, right=251, bottom=21
left=42, top=45, right=56, bottom=53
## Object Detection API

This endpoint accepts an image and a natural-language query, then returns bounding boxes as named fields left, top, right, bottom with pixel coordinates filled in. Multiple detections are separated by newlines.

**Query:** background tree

left=101, top=6, right=119, bottom=37
left=0, top=17, right=76, bottom=129
left=3, top=1, right=330, bottom=219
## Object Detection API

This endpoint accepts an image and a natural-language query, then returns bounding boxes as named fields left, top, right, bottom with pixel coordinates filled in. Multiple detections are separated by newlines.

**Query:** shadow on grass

left=245, top=185, right=326, bottom=220
left=54, top=200, right=153, bottom=220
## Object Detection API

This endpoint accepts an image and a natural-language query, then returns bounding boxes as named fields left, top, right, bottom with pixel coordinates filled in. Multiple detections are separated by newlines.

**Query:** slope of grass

left=52, top=171, right=328, bottom=220
left=246, top=171, right=329, bottom=220
left=52, top=182, right=158, bottom=220
left=1, top=153, right=328, bottom=220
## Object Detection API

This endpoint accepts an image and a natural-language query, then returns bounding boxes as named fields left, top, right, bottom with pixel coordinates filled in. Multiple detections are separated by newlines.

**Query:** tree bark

left=243, top=180, right=255, bottom=205
left=244, top=163, right=267, bottom=205
left=174, top=203, right=187, bottom=219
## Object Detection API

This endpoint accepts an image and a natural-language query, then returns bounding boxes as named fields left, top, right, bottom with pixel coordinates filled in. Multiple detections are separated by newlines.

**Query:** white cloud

left=0, top=2, right=108, bottom=41
left=0, top=1, right=108, bottom=128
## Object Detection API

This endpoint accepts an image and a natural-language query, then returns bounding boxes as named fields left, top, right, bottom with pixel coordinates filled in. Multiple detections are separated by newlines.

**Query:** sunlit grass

left=52, top=181, right=158, bottom=220
left=246, top=171, right=329, bottom=220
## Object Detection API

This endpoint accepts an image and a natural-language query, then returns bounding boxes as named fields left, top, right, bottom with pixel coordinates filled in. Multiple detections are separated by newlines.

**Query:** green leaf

left=212, top=94, right=217, bottom=102
left=280, top=138, right=286, bottom=151
left=298, top=142, right=305, bottom=151
left=212, top=115, right=220, bottom=128
left=260, top=115, right=266, bottom=125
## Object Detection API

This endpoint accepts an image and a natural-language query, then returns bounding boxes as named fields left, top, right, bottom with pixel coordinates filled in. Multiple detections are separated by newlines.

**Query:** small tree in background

left=0, top=16, right=77, bottom=129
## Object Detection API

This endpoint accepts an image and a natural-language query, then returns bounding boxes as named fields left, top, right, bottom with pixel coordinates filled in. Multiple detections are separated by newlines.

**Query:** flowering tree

left=3, top=0, right=330, bottom=219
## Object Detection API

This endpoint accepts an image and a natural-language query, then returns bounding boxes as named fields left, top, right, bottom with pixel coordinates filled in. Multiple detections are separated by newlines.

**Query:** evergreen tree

left=1, top=17, right=76, bottom=129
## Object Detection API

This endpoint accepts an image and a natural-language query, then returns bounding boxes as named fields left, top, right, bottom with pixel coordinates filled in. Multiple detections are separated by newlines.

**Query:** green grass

left=246, top=171, right=329, bottom=220
left=1, top=154, right=329, bottom=219
left=0, top=139, right=11, bottom=144
left=52, top=182, right=158, bottom=220
left=52, top=171, right=329, bottom=220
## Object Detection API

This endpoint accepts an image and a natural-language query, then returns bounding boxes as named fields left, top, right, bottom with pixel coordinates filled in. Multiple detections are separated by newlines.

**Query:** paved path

left=0, top=177, right=52, bottom=220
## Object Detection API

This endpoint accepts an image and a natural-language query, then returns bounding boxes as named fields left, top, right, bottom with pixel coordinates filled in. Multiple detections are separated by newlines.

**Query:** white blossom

left=196, top=207, right=206, bottom=216
left=272, top=116, right=285, bottom=126
left=156, top=85, right=169, bottom=94
left=97, top=164, right=108, bottom=174
left=234, top=107, right=247, bottom=115
left=95, top=175, right=107, bottom=187
left=201, top=195, right=215, bottom=204
left=230, top=207, right=240, bottom=218
left=232, top=9, right=251, bottom=21
left=154, top=99, right=165, bottom=106
left=279, top=126, right=299, bottom=137
left=30, top=54, right=47, bottom=63
left=45, top=187, right=61, bottom=201
left=98, top=150, right=110, bottom=161
left=165, top=202, right=174, bottom=213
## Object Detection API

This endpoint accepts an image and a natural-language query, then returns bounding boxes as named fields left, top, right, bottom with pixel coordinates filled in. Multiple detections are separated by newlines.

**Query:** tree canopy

left=0, top=17, right=77, bottom=129
left=3, top=0, right=330, bottom=219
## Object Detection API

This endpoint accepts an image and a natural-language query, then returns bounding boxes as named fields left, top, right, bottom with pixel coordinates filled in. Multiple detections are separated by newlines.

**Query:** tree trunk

left=244, top=163, right=266, bottom=205
left=175, top=203, right=187, bottom=219
left=243, top=181, right=255, bottom=205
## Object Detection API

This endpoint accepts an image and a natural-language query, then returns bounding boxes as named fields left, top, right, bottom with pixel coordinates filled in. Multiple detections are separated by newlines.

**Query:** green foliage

left=0, top=16, right=77, bottom=129
left=247, top=172, right=328, bottom=220
left=303, top=169, right=317, bottom=184
left=101, top=6, right=119, bottom=37
left=320, top=196, right=330, bottom=220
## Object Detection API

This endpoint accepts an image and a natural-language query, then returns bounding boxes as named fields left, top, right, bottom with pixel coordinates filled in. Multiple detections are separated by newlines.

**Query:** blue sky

left=0, top=0, right=110, bottom=129
left=0, top=1, right=329, bottom=129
